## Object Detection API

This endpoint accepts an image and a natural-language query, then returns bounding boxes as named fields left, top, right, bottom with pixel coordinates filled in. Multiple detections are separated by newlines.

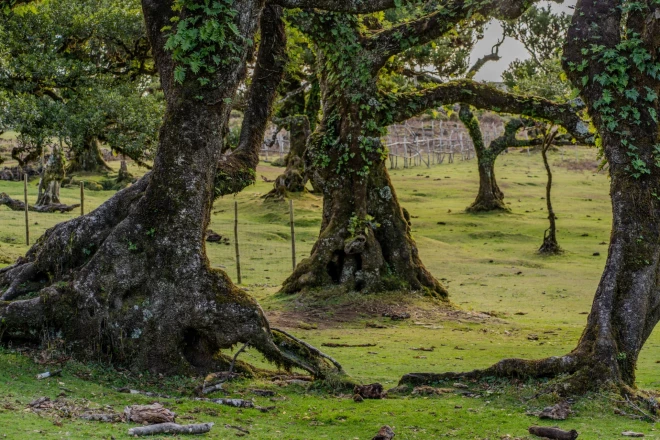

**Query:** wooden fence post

left=80, top=181, right=85, bottom=216
left=234, top=201, right=242, bottom=284
left=24, top=174, right=29, bottom=246
left=289, top=199, right=296, bottom=271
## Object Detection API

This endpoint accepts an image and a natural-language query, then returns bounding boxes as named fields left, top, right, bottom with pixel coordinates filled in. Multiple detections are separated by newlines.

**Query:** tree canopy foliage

left=0, top=0, right=162, bottom=169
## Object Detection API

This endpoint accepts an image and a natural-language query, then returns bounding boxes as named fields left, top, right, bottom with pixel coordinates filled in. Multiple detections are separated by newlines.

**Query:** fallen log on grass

left=117, top=387, right=172, bottom=399
left=79, top=413, right=122, bottom=422
left=0, top=193, right=80, bottom=213
left=124, top=403, right=176, bottom=424
left=36, top=370, right=62, bottom=380
left=528, top=426, right=578, bottom=440
left=210, top=398, right=254, bottom=409
left=127, top=422, right=214, bottom=436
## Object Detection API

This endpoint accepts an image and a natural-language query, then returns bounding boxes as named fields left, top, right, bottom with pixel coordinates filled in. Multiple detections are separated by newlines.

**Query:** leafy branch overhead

left=164, top=0, right=250, bottom=87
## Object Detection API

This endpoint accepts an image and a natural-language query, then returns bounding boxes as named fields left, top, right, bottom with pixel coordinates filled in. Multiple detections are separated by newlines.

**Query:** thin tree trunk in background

left=539, top=129, right=561, bottom=254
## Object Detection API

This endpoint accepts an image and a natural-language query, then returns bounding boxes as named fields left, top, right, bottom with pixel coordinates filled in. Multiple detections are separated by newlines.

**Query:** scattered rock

left=353, top=394, right=364, bottom=403
left=29, top=397, right=53, bottom=410
left=527, top=334, right=539, bottom=341
left=538, top=401, right=572, bottom=420
left=622, top=432, right=644, bottom=437
left=372, top=425, right=395, bottom=440
left=452, top=383, right=468, bottom=389
left=410, top=346, right=435, bottom=352
left=383, top=312, right=410, bottom=321
left=205, top=229, right=230, bottom=244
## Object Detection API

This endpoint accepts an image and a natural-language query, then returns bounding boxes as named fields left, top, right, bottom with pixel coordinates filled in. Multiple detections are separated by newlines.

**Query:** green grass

left=1, top=147, right=660, bottom=439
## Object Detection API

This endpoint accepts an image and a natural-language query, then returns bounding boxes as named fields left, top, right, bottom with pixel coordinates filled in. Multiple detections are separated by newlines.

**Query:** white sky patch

left=472, top=0, right=577, bottom=82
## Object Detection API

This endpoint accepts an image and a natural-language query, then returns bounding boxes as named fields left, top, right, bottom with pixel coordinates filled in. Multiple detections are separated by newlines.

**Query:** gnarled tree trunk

left=461, top=106, right=516, bottom=213
left=400, top=0, right=660, bottom=395
left=282, top=129, right=447, bottom=297
left=469, top=150, right=507, bottom=212
left=67, top=137, right=112, bottom=174
left=36, top=146, right=65, bottom=207
left=1, top=3, right=341, bottom=379
left=265, top=115, right=311, bottom=200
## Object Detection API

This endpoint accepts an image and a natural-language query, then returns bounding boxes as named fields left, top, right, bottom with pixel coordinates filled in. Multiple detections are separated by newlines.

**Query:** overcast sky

left=473, top=0, right=577, bottom=81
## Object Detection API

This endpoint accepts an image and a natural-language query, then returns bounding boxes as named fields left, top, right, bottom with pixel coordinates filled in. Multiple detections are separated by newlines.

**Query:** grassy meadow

left=2, top=146, right=660, bottom=439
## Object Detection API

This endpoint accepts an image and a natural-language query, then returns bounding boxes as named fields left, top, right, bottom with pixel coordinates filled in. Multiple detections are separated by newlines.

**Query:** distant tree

left=264, top=24, right=321, bottom=200
left=461, top=5, right=573, bottom=212
left=0, top=0, right=162, bottom=172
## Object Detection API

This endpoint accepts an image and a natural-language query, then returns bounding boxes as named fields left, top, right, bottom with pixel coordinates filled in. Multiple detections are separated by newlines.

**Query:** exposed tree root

left=0, top=193, right=80, bottom=213
left=539, top=230, right=563, bottom=255
left=465, top=195, right=509, bottom=213
left=396, top=353, right=633, bottom=397
left=0, top=175, right=344, bottom=380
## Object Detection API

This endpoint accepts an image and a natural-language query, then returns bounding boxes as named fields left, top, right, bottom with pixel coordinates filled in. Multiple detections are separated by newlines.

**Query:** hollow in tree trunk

left=265, top=115, right=311, bottom=200
left=0, top=3, right=341, bottom=379
left=538, top=128, right=561, bottom=255
left=67, top=137, right=112, bottom=174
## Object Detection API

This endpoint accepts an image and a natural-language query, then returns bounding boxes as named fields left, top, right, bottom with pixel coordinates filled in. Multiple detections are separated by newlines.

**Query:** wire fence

left=258, top=117, right=508, bottom=169
left=207, top=201, right=318, bottom=286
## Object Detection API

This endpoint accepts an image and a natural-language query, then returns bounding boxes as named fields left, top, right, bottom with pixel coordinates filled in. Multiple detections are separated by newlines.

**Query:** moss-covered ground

left=1, top=146, right=659, bottom=439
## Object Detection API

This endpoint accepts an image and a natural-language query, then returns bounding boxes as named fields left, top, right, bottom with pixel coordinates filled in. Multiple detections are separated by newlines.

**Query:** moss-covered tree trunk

left=0, top=3, right=341, bottom=378
left=282, top=120, right=446, bottom=297
left=461, top=106, right=516, bottom=213
left=265, top=115, right=311, bottom=200
left=36, top=146, right=65, bottom=206
left=469, top=150, right=506, bottom=212
left=401, top=0, right=660, bottom=395
left=67, top=137, right=112, bottom=174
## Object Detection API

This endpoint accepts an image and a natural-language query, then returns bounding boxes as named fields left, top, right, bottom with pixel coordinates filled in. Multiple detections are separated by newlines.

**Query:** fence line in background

left=257, top=119, right=511, bottom=170
left=23, top=174, right=29, bottom=245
